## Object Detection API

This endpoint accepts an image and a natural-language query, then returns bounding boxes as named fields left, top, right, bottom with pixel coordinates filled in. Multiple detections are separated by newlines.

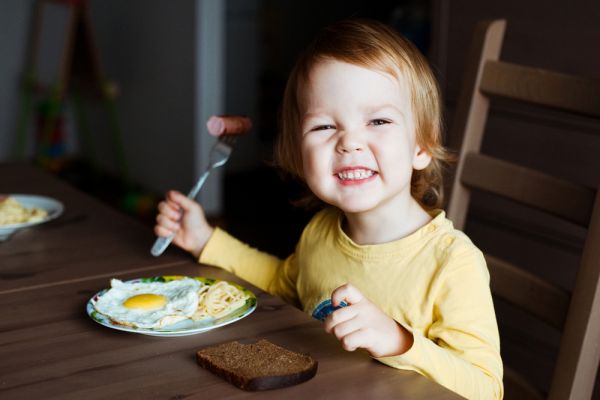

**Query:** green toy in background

left=15, top=0, right=157, bottom=221
left=35, top=88, right=66, bottom=173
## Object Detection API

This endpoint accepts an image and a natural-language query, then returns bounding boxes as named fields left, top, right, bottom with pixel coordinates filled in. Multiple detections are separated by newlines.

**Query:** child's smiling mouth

left=334, top=167, right=378, bottom=185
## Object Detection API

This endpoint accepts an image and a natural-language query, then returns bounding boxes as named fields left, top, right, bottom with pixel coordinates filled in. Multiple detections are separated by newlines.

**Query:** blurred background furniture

left=447, top=19, right=600, bottom=400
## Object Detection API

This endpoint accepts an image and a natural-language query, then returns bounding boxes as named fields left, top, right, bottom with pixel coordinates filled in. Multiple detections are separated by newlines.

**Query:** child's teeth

left=338, top=169, right=373, bottom=180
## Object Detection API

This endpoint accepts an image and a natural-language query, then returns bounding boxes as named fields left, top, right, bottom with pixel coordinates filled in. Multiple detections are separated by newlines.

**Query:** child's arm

left=325, top=251, right=502, bottom=400
left=199, top=227, right=300, bottom=306
left=376, top=249, right=503, bottom=400
left=155, top=190, right=300, bottom=305
left=154, top=190, right=214, bottom=258
left=324, top=283, right=414, bottom=357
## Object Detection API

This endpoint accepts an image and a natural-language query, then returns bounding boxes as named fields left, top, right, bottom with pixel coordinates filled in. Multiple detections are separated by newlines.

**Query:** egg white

left=93, top=278, right=202, bottom=329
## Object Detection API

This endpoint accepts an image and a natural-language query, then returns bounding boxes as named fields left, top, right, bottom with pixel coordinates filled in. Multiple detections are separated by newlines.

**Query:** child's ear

left=412, top=145, right=432, bottom=170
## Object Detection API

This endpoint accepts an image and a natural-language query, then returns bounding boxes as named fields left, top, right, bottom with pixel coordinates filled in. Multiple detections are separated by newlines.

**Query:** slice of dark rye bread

left=196, top=339, right=318, bottom=391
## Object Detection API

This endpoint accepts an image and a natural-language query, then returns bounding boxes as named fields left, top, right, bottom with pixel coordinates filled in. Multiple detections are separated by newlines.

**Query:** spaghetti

left=193, top=281, right=249, bottom=319
left=0, top=197, right=48, bottom=226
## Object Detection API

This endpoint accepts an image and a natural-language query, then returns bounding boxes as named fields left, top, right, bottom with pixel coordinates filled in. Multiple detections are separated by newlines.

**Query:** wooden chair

left=447, top=19, right=600, bottom=400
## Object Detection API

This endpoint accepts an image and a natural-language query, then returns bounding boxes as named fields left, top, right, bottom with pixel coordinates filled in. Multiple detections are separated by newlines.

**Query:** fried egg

left=93, top=278, right=202, bottom=329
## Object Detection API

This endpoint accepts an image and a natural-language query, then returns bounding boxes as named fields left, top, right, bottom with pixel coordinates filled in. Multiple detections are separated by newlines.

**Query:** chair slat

left=486, top=254, right=570, bottom=329
left=504, top=366, right=544, bottom=400
left=446, top=20, right=506, bottom=230
left=549, top=189, right=600, bottom=399
left=449, top=18, right=600, bottom=399
left=480, top=60, right=600, bottom=117
left=461, top=153, right=595, bottom=226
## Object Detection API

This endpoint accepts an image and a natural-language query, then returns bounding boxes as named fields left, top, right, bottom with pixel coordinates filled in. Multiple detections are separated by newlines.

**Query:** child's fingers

left=154, top=224, right=175, bottom=238
left=167, top=190, right=199, bottom=213
left=155, top=214, right=180, bottom=233
left=158, top=201, right=182, bottom=220
left=331, top=283, right=364, bottom=307
left=325, top=313, right=360, bottom=340
left=324, top=305, right=357, bottom=333
left=338, top=328, right=369, bottom=352
left=166, top=190, right=184, bottom=202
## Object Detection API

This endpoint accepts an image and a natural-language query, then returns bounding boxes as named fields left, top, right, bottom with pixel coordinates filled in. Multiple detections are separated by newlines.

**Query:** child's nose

left=335, top=129, right=365, bottom=153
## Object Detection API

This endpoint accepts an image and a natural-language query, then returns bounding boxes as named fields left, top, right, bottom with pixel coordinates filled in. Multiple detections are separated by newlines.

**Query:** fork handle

left=151, top=235, right=174, bottom=257
left=150, top=170, right=211, bottom=257
left=187, top=170, right=210, bottom=199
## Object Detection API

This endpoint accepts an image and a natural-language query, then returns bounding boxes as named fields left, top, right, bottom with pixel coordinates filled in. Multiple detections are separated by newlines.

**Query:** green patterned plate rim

left=86, top=275, right=257, bottom=337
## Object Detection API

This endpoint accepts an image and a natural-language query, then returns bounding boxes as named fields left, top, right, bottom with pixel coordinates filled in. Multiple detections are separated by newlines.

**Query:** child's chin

left=315, top=192, right=378, bottom=214
left=336, top=200, right=378, bottom=214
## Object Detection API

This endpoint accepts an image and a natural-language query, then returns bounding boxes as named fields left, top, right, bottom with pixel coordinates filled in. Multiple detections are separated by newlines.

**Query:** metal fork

left=150, top=135, right=236, bottom=256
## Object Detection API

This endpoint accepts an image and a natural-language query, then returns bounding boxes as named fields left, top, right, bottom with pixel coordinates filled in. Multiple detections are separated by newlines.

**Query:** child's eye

left=370, top=119, right=390, bottom=126
left=312, top=125, right=335, bottom=131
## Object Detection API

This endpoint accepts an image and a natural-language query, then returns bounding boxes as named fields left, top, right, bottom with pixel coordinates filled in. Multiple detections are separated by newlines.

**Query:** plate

left=0, top=194, right=64, bottom=241
left=87, top=276, right=257, bottom=337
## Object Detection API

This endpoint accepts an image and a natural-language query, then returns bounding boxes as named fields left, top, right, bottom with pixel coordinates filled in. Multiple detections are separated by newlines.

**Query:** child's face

left=299, top=60, right=431, bottom=214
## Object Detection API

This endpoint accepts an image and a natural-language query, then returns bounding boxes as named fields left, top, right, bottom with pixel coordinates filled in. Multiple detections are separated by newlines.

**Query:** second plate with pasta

left=86, top=276, right=257, bottom=337
left=0, top=194, right=64, bottom=241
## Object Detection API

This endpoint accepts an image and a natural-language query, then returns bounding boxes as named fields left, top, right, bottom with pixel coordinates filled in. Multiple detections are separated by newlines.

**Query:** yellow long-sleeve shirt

left=200, top=207, right=503, bottom=399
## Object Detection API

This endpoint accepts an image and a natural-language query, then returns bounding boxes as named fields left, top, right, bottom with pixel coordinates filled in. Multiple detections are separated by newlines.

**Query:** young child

left=155, top=19, right=503, bottom=399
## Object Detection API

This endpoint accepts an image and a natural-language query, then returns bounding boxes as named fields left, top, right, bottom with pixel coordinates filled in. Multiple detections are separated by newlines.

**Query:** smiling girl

left=155, top=19, right=503, bottom=399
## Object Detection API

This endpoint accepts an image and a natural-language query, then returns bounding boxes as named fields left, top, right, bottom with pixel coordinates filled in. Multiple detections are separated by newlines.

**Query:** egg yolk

left=123, top=294, right=167, bottom=310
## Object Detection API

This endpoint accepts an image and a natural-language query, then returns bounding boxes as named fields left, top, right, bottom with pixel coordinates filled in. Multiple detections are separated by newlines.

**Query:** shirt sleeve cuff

left=198, top=227, right=238, bottom=272
left=376, top=328, right=428, bottom=374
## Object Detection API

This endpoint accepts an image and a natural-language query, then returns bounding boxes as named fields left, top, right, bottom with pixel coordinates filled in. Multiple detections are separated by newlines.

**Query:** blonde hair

left=276, top=19, right=452, bottom=210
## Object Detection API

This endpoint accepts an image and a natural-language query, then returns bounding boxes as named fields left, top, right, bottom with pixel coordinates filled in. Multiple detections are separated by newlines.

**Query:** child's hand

left=324, top=283, right=414, bottom=358
left=154, top=190, right=214, bottom=258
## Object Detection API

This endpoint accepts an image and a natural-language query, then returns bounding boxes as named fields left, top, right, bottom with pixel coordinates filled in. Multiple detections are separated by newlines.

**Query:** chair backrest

left=447, top=19, right=600, bottom=400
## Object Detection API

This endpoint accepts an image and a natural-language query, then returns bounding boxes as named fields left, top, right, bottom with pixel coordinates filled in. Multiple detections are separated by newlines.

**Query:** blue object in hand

left=312, top=299, right=348, bottom=322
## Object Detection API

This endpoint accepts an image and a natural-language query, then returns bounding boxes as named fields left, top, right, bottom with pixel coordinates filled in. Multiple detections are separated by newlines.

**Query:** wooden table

left=0, top=163, right=461, bottom=399
left=0, top=162, right=187, bottom=294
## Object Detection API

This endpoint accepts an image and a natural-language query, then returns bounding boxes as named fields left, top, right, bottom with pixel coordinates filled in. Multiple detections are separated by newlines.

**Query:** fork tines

left=218, top=135, right=237, bottom=146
